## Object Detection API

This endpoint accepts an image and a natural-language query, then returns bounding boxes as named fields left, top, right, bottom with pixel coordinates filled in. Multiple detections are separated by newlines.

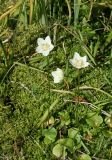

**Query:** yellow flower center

left=75, top=60, right=84, bottom=67
left=42, top=43, right=50, bottom=51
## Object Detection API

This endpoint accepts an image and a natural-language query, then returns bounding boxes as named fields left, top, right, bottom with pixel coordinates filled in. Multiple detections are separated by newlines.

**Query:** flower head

left=51, top=68, right=64, bottom=83
left=36, top=36, right=54, bottom=56
left=70, top=52, right=89, bottom=69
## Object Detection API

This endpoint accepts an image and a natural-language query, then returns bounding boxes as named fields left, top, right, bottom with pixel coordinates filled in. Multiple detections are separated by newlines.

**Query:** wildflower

left=36, top=36, right=54, bottom=56
left=51, top=68, right=64, bottom=83
left=70, top=52, right=89, bottom=69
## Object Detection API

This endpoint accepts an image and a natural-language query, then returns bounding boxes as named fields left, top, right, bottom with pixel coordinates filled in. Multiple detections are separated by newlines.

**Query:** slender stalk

left=65, top=0, right=72, bottom=25
left=9, top=30, right=16, bottom=66
left=47, top=56, right=51, bottom=128
left=75, top=69, right=80, bottom=123
left=0, top=40, right=8, bottom=67
left=1, top=63, right=15, bottom=83
left=74, top=0, right=81, bottom=27
left=79, top=86, right=112, bottom=99
left=38, top=99, right=59, bottom=127
left=62, top=42, right=68, bottom=78
left=29, top=0, right=33, bottom=24
left=77, top=69, right=80, bottom=104
left=88, top=0, right=94, bottom=21
left=40, top=0, right=48, bottom=26
left=53, top=24, right=58, bottom=46
left=23, top=1, right=28, bottom=29
left=51, top=86, right=112, bottom=100
left=51, top=89, right=74, bottom=95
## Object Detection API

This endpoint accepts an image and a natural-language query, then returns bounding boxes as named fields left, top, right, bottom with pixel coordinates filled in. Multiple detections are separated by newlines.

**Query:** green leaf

left=105, top=117, right=112, bottom=128
left=86, top=113, right=103, bottom=127
left=78, top=154, right=91, bottom=160
left=59, top=111, right=70, bottom=126
left=57, top=138, right=74, bottom=150
left=42, top=127, right=57, bottom=142
left=68, top=128, right=78, bottom=139
left=52, top=144, right=63, bottom=158
left=44, top=137, right=52, bottom=145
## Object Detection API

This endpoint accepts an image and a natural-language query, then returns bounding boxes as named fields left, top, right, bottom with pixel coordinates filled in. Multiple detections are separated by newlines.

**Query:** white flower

left=51, top=68, right=64, bottom=83
left=36, top=36, right=54, bottom=56
left=70, top=52, right=89, bottom=69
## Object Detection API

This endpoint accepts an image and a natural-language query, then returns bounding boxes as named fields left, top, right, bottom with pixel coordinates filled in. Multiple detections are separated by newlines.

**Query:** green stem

left=75, top=69, right=80, bottom=122
left=0, top=40, right=8, bottom=66
left=74, top=0, right=81, bottom=27
left=79, top=86, right=112, bottom=99
left=38, top=99, right=59, bottom=127
left=65, top=0, right=72, bottom=25
left=47, top=56, right=51, bottom=128
left=77, top=69, right=80, bottom=104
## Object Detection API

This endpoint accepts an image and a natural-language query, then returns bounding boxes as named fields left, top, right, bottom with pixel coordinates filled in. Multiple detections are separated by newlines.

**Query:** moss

left=0, top=62, right=111, bottom=159
left=0, top=65, right=61, bottom=159
left=0, top=1, right=112, bottom=159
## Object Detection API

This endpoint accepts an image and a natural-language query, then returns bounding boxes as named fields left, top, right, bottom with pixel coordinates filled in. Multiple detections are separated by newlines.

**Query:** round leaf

left=79, top=154, right=91, bottom=160
left=86, top=113, right=103, bottom=127
left=42, top=127, right=57, bottom=141
left=52, top=144, right=63, bottom=158
left=57, top=138, right=74, bottom=150
left=68, top=128, right=78, bottom=139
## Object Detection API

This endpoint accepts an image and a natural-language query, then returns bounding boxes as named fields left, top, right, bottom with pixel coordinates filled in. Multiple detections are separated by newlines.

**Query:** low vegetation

left=0, top=0, right=112, bottom=159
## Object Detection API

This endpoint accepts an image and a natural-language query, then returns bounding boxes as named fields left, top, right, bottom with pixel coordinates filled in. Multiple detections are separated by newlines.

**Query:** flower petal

left=74, top=52, right=80, bottom=59
left=42, top=50, right=50, bottom=56
left=36, top=36, right=54, bottom=56
left=49, top=44, right=54, bottom=51
left=57, top=68, right=64, bottom=77
left=69, top=59, right=75, bottom=67
left=51, top=71, right=55, bottom=77
left=37, top=38, right=44, bottom=45
left=83, top=62, right=89, bottom=67
left=45, top=36, right=51, bottom=44
left=36, top=46, right=43, bottom=53
left=82, top=56, right=87, bottom=62
left=51, top=71, right=60, bottom=83
left=70, top=52, right=90, bottom=69
left=51, top=68, right=64, bottom=83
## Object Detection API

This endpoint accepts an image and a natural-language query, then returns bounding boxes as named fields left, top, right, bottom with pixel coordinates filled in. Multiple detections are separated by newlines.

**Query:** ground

left=0, top=0, right=112, bottom=159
